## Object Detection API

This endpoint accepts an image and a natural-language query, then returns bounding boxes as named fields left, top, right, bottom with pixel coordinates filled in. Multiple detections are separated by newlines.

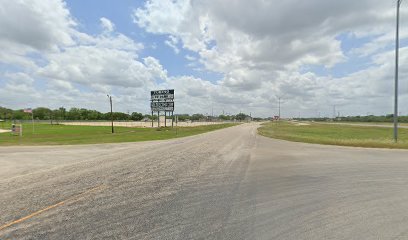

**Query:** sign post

left=24, top=108, right=34, bottom=133
left=151, top=111, right=154, bottom=127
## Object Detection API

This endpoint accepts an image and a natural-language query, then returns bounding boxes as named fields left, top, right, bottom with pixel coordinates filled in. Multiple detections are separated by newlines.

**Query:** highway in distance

left=1, top=123, right=408, bottom=239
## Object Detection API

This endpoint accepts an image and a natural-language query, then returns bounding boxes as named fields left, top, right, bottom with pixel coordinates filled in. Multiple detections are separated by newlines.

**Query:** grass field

left=258, top=121, right=408, bottom=149
left=0, top=122, right=238, bottom=146
left=320, top=121, right=408, bottom=126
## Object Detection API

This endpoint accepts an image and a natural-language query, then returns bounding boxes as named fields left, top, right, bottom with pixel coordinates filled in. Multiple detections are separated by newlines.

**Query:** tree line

left=0, top=107, right=255, bottom=122
left=176, top=113, right=251, bottom=121
left=0, top=107, right=146, bottom=121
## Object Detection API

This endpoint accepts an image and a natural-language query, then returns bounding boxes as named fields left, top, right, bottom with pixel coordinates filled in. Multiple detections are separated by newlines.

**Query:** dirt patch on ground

left=289, top=121, right=310, bottom=126
left=296, top=123, right=310, bottom=126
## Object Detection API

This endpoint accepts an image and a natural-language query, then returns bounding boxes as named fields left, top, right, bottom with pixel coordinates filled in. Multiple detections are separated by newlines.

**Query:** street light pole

left=107, top=94, right=114, bottom=133
left=394, top=0, right=402, bottom=142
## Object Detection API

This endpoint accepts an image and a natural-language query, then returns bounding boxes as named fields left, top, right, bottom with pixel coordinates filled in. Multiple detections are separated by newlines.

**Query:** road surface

left=1, top=123, right=408, bottom=239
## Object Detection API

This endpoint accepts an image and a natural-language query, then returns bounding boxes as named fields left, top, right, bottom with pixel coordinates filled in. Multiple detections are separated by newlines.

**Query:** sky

left=1, top=0, right=408, bottom=118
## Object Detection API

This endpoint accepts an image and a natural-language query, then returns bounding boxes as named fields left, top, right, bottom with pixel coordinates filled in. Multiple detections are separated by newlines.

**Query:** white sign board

left=151, top=89, right=174, bottom=100
left=150, top=89, right=175, bottom=112
left=151, top=101, right=174, bottom=111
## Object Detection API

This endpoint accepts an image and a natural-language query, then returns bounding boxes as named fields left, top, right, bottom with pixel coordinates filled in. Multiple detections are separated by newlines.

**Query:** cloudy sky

left=1, top=0, right=408, bottom=117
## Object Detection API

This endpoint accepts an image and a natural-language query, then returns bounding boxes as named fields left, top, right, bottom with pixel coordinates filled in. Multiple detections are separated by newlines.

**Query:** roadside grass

left=320, top=121, right=408, bottom=126
left=0, top=122, right=238, bottom=146
left=258, top=121, right=408, bottom=149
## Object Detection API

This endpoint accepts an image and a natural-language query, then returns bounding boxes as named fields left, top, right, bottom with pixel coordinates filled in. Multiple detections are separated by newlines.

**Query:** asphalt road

left=1, top=123, right=408, bottom=239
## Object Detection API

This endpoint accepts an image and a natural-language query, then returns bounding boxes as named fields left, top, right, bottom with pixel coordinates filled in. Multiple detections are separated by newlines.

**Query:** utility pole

left=394, top=0, right=403, bottom=142
left=278, top=97, right=281, bottom=119
left=333, top=105, right=336, bottom=119
left=107, top=94, right=114, bottom=133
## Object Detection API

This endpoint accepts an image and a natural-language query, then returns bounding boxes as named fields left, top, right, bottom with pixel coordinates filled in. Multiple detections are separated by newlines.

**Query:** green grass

left=0, top=122, right=238, bottom=146
left=258, top=121, right=408, bottom=149
left=323, top=121, right=408, bottom=126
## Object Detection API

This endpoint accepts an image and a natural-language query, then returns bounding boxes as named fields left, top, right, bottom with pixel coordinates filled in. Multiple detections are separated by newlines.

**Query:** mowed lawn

left=258, top=121, right=408, bottom=149
left=0, top=123, right=238, bottom=146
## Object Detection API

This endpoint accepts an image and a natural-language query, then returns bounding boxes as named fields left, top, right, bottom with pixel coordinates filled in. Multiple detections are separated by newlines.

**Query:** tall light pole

left=107, top=94, right=114, bottom=133
left=394, top=0, right=402, bottom=142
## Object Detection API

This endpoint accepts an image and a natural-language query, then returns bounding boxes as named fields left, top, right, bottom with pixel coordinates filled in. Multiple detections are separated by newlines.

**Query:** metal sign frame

left=150, top=89, right=175, bottom=128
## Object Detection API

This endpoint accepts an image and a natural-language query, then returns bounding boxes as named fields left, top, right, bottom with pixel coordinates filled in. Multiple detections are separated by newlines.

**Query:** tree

left=79, top=108, right=90, bottom=120
left=191, top=114, right=205, bottom=121
left=111, top=112, right=129, bottom=121
left=67, top=108, right=81, bottom=120
left=144, top=114, right=158, bottom=120
left=176, top=114, right=190, bottom=121
left=235, top=113, right=247, bottom=121
left=12, top=110, right=25, bottom=120
left=131, top=112, right=143, bottom=121
left=0, top=107, right=13, bottom=120
left=33, top=107, right=52, bottom=120
left=218, top=114, right=231, bottom=121
left=53, top=107, right=66, bottom=121
left=87, top=110, right=103, bottom=120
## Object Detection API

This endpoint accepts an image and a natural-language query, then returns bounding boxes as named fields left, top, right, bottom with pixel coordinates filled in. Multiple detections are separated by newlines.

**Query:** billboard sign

left=151, top=89, right=174, bottom=100
left=150, top=89, right=175, bottom=127
left=150, top=89, right=175, bottom=112
left=151, top=101, right=174, bottom=111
